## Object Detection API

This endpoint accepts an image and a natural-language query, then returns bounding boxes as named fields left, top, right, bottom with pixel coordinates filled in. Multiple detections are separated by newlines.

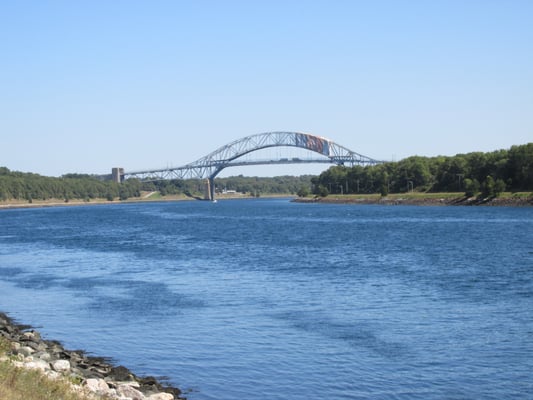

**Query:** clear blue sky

left=1, top=0, right=532, bottom=177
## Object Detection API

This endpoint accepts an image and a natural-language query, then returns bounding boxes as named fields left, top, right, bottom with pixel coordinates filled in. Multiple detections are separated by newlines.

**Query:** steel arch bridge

left=122, top=131, right=383, bottom=200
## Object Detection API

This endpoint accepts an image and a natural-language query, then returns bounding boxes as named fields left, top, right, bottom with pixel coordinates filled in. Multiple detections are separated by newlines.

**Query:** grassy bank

left=0, top=192, right=194, bottom=210
left=3, top=191, right=531, bottom=209
left=0, top=191, right=296, bottom=210
left=0, top=311, right=182, bottom=400
left=295, top=192, right=533, bottom=206
left=0, top=337, right=92, bottom=400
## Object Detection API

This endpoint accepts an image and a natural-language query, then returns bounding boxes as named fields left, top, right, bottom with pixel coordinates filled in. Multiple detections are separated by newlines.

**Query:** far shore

left=293, top=192, right=533, bottom=207
left=1, top=191, right=532, bottom=210
left=0, top=192, right=291, bottom=210
left=0, top=195, right=191, bottom=211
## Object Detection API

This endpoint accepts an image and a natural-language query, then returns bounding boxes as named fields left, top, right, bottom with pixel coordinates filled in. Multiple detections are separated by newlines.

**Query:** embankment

left=293, top=193, right=533, bottom=207
left=0, top=312, right=184, bottom=400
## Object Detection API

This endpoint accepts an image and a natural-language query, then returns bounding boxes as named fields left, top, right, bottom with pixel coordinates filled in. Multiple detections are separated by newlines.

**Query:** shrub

left=464, top=178, right=480, bottom=197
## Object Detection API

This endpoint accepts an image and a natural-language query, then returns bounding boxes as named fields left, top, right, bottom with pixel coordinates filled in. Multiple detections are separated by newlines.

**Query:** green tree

left=297, top=186, right=310, bottom=197
left=463, top=178, right=480, bottom=197
left=380, top=183, right=389, bottom=197
left=0, top=180, right=9, bottom=201
left=482, top=176, right=495, bottom=198
left=396, top=156, right=432, bottom=190
left=379, top=170, right=389, bottom=197
left=494, top=179, right=506, bottom=197
left=317, top=185, right=329, bottom=197
left=508, top=143, right=533, bottom=190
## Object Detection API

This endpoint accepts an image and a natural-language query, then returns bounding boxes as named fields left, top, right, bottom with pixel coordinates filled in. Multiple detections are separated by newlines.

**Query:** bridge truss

left=122, top=131, right=383, bottom=199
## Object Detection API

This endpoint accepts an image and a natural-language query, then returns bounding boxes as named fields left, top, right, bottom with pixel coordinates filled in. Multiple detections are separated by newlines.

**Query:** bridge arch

left=122, top=131, right=382, bottom=200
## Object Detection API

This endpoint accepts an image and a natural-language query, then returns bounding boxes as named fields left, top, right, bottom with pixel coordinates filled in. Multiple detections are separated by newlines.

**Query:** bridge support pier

left=204, top=177, right=215, bottom=201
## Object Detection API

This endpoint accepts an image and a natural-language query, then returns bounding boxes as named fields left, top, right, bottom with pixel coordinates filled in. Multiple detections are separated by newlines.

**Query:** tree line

left=0, top=169, right=142, bottom=202
left=142, top=175, right=314, bottom=197
left=216, top=175, right=314, bottom=196
left=2, top=143, right=531, bottom=202
left=311, top=143, right=533, bottom=198
left=0, top=167, right=313, bottom=202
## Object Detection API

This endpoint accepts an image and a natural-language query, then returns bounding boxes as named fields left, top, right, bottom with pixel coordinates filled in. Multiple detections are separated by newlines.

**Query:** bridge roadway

left=118, top=131, right=383, bottom=200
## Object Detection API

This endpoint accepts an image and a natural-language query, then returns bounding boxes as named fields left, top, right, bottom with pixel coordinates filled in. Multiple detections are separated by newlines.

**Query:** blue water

left=1, top=199, right=532, bottom=399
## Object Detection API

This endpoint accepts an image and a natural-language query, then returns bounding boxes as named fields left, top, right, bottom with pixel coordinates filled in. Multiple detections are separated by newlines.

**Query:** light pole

left=456, top=174, right=464, bottom=189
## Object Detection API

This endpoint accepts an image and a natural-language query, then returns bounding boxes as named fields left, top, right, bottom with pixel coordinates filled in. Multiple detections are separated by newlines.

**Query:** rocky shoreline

left=293, top=195, right=533, bottom=207
left=0, top=312, right=184, bottom=400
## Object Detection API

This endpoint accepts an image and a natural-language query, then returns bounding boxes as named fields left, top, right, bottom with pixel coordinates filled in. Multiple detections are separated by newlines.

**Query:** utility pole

left=456, top=174, right=464, bottom=189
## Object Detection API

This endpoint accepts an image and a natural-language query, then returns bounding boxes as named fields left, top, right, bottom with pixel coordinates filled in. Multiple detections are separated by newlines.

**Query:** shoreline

left=293, top=193, right=533, bottom=207
left=0, top=193, right=294, bottom=211
left=0, top=195, right=195, bottom=211
left=2, top=192, right=532, bottom=210
left=0, top=311, right=184, bottom=400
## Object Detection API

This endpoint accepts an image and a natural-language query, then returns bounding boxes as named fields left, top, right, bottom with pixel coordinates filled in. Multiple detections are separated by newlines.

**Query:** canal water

left=1, top=199, right=532, bottom=399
